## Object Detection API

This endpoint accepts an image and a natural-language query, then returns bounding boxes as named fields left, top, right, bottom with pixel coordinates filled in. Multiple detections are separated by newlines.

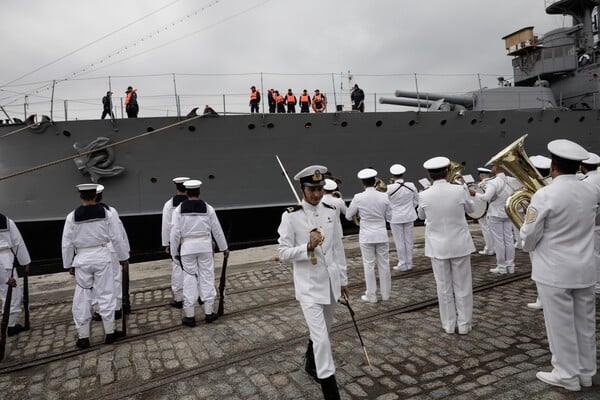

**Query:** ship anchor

left=73, top=137, right=125, bottom=183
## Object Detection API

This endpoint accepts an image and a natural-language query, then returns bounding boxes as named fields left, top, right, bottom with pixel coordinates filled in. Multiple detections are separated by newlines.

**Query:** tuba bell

left=447, top=161, right=466, bottom=185
left=485, top=134, right=546, bottom=228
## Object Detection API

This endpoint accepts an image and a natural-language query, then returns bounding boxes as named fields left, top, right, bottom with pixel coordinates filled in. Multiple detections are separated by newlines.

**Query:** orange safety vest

left=276, top=94, right=284, bottom=103
left=286, top=94, right=296, bottom=103
left=314, top=93, right=324, bottom=103
left=300, top=94, right=310, bottom=103
left=250, top=90, right=259, bottom=101
left=125, top=89, right=136, bottom=105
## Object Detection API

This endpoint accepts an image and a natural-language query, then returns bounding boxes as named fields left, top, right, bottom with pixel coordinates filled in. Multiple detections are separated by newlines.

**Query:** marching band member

left=346, top=168, right=392, bottom=303
left=418, top=157, right=475, bottom=335
left=520, top=139, right=598, bottom=391
left=475, top=167, right=495, bottom=256
left=277, top=165, right=348, bottom=400
left=386, top=164, right=418, bottom=271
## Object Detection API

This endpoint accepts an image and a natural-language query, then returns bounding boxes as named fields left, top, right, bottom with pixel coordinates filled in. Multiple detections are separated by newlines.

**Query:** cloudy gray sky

left=0, top=0, right=569, bottom=119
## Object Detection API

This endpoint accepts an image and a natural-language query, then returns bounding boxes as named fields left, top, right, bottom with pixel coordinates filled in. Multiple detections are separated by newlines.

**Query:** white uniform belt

left=182, top=234, right=210, bottom=243
left=76, top=243, right=108, bottom=253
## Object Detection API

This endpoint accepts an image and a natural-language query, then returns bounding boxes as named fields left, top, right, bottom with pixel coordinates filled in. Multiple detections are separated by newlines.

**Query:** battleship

left=1, top=0, right=599, bottom=272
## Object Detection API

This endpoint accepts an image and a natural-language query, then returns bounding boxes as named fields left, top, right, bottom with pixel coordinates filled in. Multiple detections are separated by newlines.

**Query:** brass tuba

left=447, top=161, right=466, bottom=185
left=374, top=177, right=388, bottom=192
left=485, top=134, right=546, bottom=228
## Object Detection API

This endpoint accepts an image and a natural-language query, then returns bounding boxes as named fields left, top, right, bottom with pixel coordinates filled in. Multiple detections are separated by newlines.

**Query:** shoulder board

left=322, top=202, right=336, bottom=210
left=74, top=204, right=106, bottom=222
left=286, top=205, right=302, bottom=213
left=0, top=213, right=7, bottom=231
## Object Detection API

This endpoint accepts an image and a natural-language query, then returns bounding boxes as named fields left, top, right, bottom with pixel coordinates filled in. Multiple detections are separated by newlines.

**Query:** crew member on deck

left=299, top=90, right=311, bottom=113
left=249, top=86, right=260, bottom=113
left=418, top=157, right=475, bottom=335
left=267, top=89, right=276, bottom=113
left=312, top=90, right=326, bottom=113
left=277, top=165, right=348, bottom=400
left=350, top=84, right=365, bottom=112
left=275, top=91, right=286, bottom=113
left=285, top=89, right=297, bottom=113
left=170, top=180, right=228, bottom=326
left=125, top=86, right=139, bottom=118
left=0, top=213, right=31, bottom=337
left=520, top=139, right=599, bottom=392
left=162, top=177, right=190, bottom=309
left=62, top=184, right=129, bottom=348
left=387, top=164, right=418, bottom=272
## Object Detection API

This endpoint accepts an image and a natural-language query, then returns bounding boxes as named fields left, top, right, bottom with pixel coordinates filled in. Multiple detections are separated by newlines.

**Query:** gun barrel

left=379, top=97, right=433, bottom=107
left=394, top=90, right=474, bottom=107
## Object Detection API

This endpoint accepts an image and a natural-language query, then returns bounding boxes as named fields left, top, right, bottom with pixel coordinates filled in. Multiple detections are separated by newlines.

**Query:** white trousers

left=536, top=283, right=596, bottom=379
left=181, top=252, right=216, bottom=317
left=487, top=216, right=515, bottom=269
left=171, top=260, right=184, bottom=302
left=478, top=216, right=493, bottom=250
left=73, top=262, right=115, bottom=337
left=431, top=256, right=473, bottom=333
left=91, top=253, right=122, bottom=309
left=359, top=242, right=391, bottom=300
left=390, top=222, right=414, bottom=269
left=0, top=267, right=22, bottom=327
left=300, top=291, right=336, bottom=379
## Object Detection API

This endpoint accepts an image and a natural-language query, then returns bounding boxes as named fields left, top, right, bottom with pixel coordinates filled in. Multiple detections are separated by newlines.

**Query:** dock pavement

left=0, top=225, right=599, bottom=399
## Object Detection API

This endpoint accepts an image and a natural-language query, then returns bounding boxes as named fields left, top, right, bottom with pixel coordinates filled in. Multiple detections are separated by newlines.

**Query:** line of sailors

left=250, top=87, right=327, bottom=114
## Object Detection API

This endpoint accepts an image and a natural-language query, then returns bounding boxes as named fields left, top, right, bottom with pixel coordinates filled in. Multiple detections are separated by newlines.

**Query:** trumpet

left=486, top=134, right=546, bottom=228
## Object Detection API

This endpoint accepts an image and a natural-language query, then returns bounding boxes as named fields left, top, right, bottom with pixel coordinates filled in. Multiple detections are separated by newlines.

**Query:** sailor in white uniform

left=62, top=184, right=129, bottom=348
left=322, top=178, right=347, bottom=219
left=277, top=165, right=348, bottom=400
left=520, top=139, right=599, bottom=392
left=475, top=167, right=495, bottom=256
left=170, top=179, right=228, bottom=326
left=346, top=168, right=392, bottom=303
left=95, top=185, right=130, bottom=318
left=386, top=163, right=418, bottom=271
left=418, top=157, right=475, bottom=334
left=580, top=152, right=600, bottom=294
left=0, top=213, right=31, bottom=336
left=524, top=155, right=552, bottom=310
left=472, top=164, right=519, bottom=274
left=161, top=177, right=190, bottom=308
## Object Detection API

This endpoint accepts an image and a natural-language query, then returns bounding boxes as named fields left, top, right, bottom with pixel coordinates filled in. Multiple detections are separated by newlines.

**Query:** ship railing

left=0, top=72, right=513, bottom=123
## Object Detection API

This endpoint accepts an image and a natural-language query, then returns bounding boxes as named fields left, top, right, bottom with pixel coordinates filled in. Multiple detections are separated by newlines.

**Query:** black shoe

left=205, top=313, right=218, bottom=324
left=92, top=312, right=102, bottom=321
left=76, top=338, right=90, bottom=349
left=7, top=324, right=26, bottom=337
left=198, top=297, right=204, bottom=305
left=115, top=309, right=122, bottom=320
left=304, top=339, right=320, bottom=383
left=105, top=330, right=127, bottom=344
left=170, top=300, right=183, bottom=309
left=182, top=317, right=196, bottom=327
left=320, top=375, right=341, bottom=400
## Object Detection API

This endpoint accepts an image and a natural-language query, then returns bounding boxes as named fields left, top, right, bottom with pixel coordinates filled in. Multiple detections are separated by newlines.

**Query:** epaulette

left=322, top=202, right=336, bottom=210
left=286, top=205, right=302, bottom=213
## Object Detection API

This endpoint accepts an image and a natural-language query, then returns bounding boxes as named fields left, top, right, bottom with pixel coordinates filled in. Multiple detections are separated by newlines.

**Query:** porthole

left=470, top=119, right=477, bottom=125
left=554, top=117, right=560, bottom=123
left=248, top=124, right=255, bottom=130
left=305, top=122, right=312, bottom=128
left=341, top=121, right=348, bottom=127
left=146, top=127, right=154, bottom=132
left=63, top=131, right=71, bottom=137
left=409, top=120, right=416, bottom=126
left=188, top=125, right=196, bottom=132
left=440, top=119, right=447, bottom=126
left=375, top=120, right=383, bottom=127
left=499, top=118, right=506, bottom=124
left=150, top=177, right=157, bottom=183
left=267, top=123, right=274, bottom=129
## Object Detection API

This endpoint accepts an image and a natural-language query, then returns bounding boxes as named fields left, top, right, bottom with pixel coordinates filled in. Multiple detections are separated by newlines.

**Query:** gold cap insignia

left=312, top=170, right=323, bottom=182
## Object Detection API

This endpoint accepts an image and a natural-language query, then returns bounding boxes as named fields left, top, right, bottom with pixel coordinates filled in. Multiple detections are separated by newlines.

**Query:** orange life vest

left=300, top=94, right=310, bottom=103
left=275, top=94, right=284, bottom=103
left=250, top=90, right=259, bottom=101
left=125, top=89, right=136, bottom=105
left=286, top=94, right=296, bottom=103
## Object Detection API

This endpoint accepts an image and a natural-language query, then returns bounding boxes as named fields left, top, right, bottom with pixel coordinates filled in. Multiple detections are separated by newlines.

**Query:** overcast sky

left=0, top=0, right=570, bottom=119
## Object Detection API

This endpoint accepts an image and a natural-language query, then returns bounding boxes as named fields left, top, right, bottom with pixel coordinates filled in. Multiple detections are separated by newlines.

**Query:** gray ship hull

left=0, top=109, right=597, bottom=270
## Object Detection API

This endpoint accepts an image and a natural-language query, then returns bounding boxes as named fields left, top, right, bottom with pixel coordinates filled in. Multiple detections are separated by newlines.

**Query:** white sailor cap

left=582, top=152, right=600, bottom=165
left=293, top=165, right=327, bottom=186
left=529, top=155, right=552, bottom=170
left=76, top=183, right=99, bottom=192
left=389, top=164, right=406, bottom=175
left=96, top=184, right=105, bottom=194
left=183, top=179, right=202, bottom=189
left=357, top=168, right=377, bottom=179
left=477, top=167, right=492, bottom=173
left=547, top=139, right=589, bottom=161
left=173, top=177, right=190, bottom=184
left=423, top=156, right=450, bottom=171
left=323, top=178, right=338, bottom=191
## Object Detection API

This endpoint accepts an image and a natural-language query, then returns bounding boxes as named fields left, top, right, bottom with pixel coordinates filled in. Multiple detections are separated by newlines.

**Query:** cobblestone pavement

left=0, top=225, right=598, bottom=399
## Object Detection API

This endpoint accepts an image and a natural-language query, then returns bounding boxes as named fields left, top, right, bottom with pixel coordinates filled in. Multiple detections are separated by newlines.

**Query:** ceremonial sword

left=339, top=294, right=372, bottom=368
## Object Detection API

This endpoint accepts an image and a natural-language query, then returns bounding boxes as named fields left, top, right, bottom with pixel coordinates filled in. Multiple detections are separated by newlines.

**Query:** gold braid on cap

left=312, top=170, right=323, bottom=182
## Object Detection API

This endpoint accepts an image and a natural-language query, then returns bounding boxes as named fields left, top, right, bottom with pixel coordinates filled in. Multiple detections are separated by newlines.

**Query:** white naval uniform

left=387, top=179, right=418, bottom=270
left=277, top=200, right=348, bottom=379
left=161, top=195, right=188, bottom=302
left=476, top=178, right=494, bottom=253
left=346, top=187, right=392, bottom=301
left=62, top=204, right=129, bottom=338
left=582, top=170, right=600, bottom=292
left=170, top=199, right=227, bottom=318
left=520, top=174, right=599, bottom=382
left=322, top=193, right=347, bottom=219
left=475, top=172, right=519, bottom=272
left=418, top=180, right=476, bottom=333
left=0, top=215, right=31, bottom=328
